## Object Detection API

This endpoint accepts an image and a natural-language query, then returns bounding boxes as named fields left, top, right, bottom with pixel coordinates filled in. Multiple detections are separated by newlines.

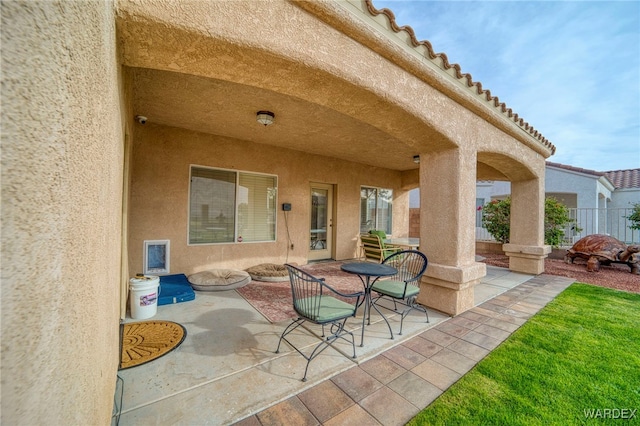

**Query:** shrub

left=481, top=198, right=511, bottom=244
left=626, top=203, right=640, bottom=231
left=544, top=197, right=576, bottom=248
left=481, top=196, right=576, bottom=247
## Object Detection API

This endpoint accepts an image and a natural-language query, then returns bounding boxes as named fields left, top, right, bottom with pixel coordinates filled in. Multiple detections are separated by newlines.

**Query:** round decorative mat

left=119, top=320, right=186, bottom=370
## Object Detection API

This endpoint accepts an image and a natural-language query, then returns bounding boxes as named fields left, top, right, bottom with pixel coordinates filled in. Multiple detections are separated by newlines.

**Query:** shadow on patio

left=114, top=262, right=569, bottom=425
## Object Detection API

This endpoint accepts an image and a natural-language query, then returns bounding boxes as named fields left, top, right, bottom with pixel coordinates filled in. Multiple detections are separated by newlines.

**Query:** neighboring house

left=473, top=162, right=640, bottom=243
left=3, top=1, right=557, bottom=423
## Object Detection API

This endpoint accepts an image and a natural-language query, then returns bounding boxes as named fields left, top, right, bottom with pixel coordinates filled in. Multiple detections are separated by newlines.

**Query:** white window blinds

left=189, top=166, right=277, bottom=244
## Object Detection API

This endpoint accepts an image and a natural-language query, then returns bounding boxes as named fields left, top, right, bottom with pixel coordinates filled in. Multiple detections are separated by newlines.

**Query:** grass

left=408, top=283, right=640, bottom=425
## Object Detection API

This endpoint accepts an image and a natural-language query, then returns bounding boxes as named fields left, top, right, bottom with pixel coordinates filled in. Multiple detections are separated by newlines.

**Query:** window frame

left=188, top=165, right=278, bottom=245
left=360, top=186, right=394, bottom=235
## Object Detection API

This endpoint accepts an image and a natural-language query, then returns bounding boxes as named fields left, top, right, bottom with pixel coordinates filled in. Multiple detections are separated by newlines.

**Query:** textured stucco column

left=417, top=149, right=486, bottom=316
left=504, top=178, right=551, bottom=274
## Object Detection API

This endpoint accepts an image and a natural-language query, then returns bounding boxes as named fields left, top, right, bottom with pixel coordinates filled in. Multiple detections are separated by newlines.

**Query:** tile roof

left=603, top=169, right=640, bottom=189
left=365, top=0, right=556, bottom=155
left=546, top=161, right=640, bottom=189
left=546, top=161, right=604, bottom=178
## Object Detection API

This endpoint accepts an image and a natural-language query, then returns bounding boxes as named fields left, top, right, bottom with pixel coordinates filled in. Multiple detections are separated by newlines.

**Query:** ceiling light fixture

left=413, top=155, right=420, bottom=164
left=256, top=110, right=275, bottom=126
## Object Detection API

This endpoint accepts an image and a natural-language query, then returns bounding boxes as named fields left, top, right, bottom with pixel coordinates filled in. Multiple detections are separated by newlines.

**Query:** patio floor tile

left=493, top=313, right=528, bottom=326
left=488, top=296, right=517, bottom=307
left=401, top=335, right=443, bottom=357
left=233, top=414, right=261, bottom=426
left=436, top=321, right=472, bottom=338
left=470, top=306, right=502, bottom=318
left=381, top=344, right=427, bottom=370
left=411, top=358, right=462, bottom=391
left=359, top=387, right=419, bottom=426
left=448, top=315, right=482, bottom=330
left=419, top=327, right=458, bottom=347
left=482, top=316, right=522, bottom=333
left=298, top=381, right=355, bottom=423
left=457, top=310, right=492, bottom=324
left=503, top=307, right=534, bottom=319
left=477, top=302, right=510, bottom=315
left=474, top=323, right=513, bottom=341
left=460, top=330, right=502, bottom=351
left=523, top=294, right=556, bottom=305
left=430, top=347, right=478, bottom=375
left=330, top=367, right=383, bottom=402
left=359, top=355, right=407, bottom=385
left=256, top=396, right=319, bottom=426
left=447, top=338, right=490, bottom=362
left=386, top=371, right=443, bottom=409
left=323, top=404, right=382, bottom=426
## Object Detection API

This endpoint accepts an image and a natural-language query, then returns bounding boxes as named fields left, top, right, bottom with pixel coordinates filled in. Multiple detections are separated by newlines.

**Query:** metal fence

left=566, top=207, right=638, bottom=245
left=476, top=207, right=639, bottom=246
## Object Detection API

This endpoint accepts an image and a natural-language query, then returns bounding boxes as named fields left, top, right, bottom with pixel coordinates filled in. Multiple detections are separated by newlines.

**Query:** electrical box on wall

left=282, top=203, right=291, bottom=211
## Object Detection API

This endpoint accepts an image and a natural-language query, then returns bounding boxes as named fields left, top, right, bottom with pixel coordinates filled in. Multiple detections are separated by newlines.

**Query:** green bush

left=626, top=203, right=640, bottom=231
left=481, top=198, right=511, bottom=244
left=481, top=196, right=576, bottom=247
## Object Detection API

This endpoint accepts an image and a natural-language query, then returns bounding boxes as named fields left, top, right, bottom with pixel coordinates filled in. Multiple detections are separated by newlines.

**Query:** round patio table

left=341, top=262, right=397, bottom=346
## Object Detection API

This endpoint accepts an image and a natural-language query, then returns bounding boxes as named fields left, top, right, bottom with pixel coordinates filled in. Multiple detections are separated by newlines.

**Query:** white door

left=308, top=183, right=333, bottom=261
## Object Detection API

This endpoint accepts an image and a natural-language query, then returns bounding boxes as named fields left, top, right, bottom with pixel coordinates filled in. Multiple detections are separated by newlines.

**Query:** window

left=360, top=186, right=393, bottom=234
left=189, top=166, right=277, bottom=244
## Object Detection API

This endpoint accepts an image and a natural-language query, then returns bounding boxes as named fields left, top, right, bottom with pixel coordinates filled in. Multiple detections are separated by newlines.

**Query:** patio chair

left=276, top=264, right=363, bottom=381
left=360, top=233, right=400, bottom=263
left=370, top=250, right=429, bottom=336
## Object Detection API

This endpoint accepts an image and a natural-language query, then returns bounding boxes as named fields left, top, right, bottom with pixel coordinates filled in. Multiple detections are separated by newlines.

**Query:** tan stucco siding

left=117, top=0, right=548, bottom=182
left=128, top=124, right=406, bottom=276
left=1, top=1, right=123, bottom=424
left=117, top=0, right=457, bottom=157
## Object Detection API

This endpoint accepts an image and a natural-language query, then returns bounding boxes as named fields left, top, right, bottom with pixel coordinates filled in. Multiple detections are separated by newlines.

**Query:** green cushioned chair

left=371, top=250, right=429, bottom=337
left=276, top=264, right=363, bottom=382
left=360, top=232, right=401, bottom=263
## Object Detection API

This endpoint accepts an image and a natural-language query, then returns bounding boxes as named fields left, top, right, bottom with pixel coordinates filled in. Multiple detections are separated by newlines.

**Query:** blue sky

left=372, top=0, right=640, bottom=172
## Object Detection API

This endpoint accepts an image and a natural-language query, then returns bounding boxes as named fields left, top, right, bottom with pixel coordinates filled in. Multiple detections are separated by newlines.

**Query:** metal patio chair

left=360, top=233, right=401, bottom=263
left=370, top=250, right=429, bottom=336
left=275, top=264, right=363, bottom=381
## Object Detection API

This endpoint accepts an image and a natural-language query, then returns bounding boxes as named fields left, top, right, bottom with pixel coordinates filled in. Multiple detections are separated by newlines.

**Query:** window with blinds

left=189, top=166, right=277, bottom=244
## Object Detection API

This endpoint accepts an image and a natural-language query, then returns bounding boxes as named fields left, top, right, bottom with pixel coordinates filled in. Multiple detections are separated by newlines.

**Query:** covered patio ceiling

left=120, top=0, right=553, bottom=184
left=131, top=66, right=449, bottom=173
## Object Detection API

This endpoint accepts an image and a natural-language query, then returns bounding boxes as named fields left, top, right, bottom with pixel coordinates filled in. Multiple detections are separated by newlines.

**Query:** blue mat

left=158, top=274, right=195, bottom=305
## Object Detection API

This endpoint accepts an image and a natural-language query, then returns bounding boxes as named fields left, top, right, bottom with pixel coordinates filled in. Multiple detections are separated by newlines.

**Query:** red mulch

left=479, top=253, right=640, bottom=294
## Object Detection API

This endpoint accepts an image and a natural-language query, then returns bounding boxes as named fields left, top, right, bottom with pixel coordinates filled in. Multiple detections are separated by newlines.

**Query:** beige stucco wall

left=1, top=2, right=123, bottom=424
left=120, top=0, right=551, bottom=314
left=128, top=123, right=408, bottom=276
left=0, top=0, right=554, bottom=421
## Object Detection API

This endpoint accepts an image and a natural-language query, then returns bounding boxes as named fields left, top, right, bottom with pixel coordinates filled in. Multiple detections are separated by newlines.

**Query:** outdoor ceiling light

left=413, top=155, right=420, bottom=164
left=256, top=110, right=275, bottom=126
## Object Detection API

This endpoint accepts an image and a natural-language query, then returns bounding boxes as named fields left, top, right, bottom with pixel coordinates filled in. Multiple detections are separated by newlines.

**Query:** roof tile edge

left=364, top=0, right=556, bottom=155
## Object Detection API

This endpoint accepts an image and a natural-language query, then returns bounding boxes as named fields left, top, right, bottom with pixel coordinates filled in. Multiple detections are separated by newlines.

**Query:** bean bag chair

left=188, top=269, right=251, bottom=291
left=245, top=263, right=290, bottom=282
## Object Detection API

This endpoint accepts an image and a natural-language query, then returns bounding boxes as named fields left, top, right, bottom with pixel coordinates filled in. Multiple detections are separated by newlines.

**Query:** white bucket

left=129, top=275, right=160, bottom=319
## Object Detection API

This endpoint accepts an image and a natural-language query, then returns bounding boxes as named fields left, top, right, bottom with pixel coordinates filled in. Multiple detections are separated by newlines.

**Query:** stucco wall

left=477, top=167, right=609, bottom=208
left=610, top=188, right=640, bottom=209
left=546, top=168, right=598, bottom=208
left=1, top=2, right=123, bottom=424
left=128, top=123, right=407, bottom=276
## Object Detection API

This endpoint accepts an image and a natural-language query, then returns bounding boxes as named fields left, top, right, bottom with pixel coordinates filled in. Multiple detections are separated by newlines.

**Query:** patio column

left=418, top=148, right=485, bottom=316
left=503, top=178, right=551, bottom=274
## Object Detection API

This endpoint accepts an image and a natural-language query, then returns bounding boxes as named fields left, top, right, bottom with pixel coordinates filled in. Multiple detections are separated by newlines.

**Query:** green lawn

left=409, top=283, right=640, bottom=425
